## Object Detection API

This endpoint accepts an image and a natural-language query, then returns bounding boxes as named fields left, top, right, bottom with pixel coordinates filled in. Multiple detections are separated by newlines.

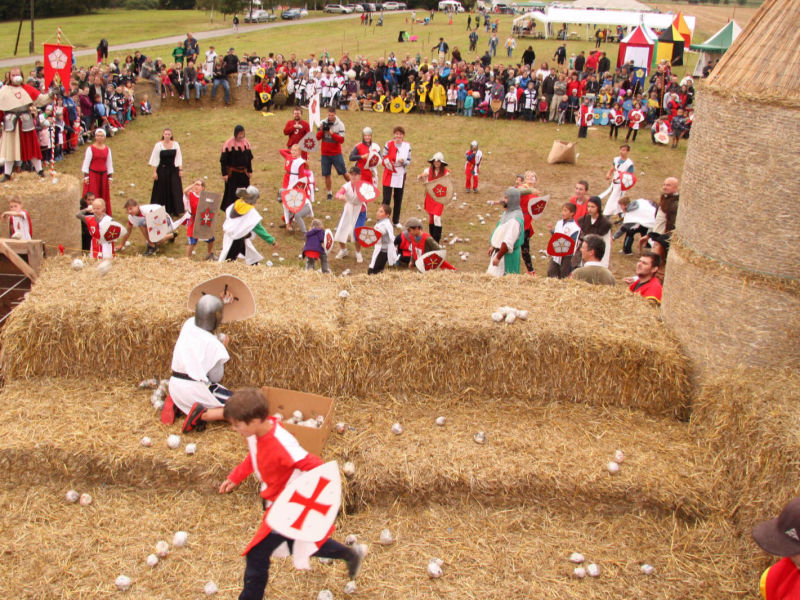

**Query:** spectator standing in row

left=184, top=33, right=199, bottom=65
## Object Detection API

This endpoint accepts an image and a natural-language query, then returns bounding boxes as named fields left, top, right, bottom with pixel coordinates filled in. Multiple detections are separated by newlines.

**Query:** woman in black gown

left=149, top=127, right=184, bottom=216
left=220, top=124, right=253, bottom=211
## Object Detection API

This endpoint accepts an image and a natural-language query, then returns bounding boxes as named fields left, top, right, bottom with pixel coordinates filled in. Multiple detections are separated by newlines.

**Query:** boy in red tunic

left=219, top=389, right=366, bottom=600
left=752, top=497, right=800, bottom=600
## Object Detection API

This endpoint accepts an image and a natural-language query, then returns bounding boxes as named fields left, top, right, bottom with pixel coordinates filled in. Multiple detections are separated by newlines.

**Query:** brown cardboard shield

left=424, top=173, right=455, bottom=205
left=192, top=191, right=222, bottom=241
left=187, top=275, right=256, bottom=323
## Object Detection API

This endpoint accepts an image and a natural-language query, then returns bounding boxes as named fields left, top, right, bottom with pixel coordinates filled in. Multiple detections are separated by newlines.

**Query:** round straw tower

left=662, top=0, right=800, bottom=373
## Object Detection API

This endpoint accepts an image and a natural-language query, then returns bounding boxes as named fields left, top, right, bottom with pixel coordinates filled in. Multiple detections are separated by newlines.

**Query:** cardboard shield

left=354, top=179, right=379, bottom=204
left=323, top=229, right=335, bottom=254
left=415, top=249, right=446, bottom=273
left=187, top=274, right=256, bottom=322
left=100, top=220, right=126, bottom=242
left=390, top=97, right=404, bottom=113
left=374, top=95, right=386, bottom=113
left=259, top=91, right=272, bottom=104
left=618, top=171, right=638, bottom=191
left=424, top=173, right=454, bottom=205
left=266, top=461, right=341, bottom=542
left=192, top=190, right=222, bottom=241
left=546, top=232, right=576, bottom=257
left=403, top=98, right=415, bottom=113
left=526, top=193, right=550, bottom=220
left=354, top=226, right=381, bottom=248
left=143, top=205, right=172, bottom=243
left=299, top=131, right=319, bottom=154
left=598, top=109, right=609, bottom=126
left=309, top=93, right=321, bottom=128
left=613, top=113, right=625, bottom=126
left=655, top=131, right=670, bottom=145
left=281, top=183, right=309, bottom=214
left=585, top=111, right=594, bottom=126
left=382, top=156, right=396, bottom=172
left=366, top=149, right=382, bottom=169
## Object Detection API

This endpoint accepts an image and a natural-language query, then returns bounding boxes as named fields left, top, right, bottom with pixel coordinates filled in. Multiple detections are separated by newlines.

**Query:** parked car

left=244, top=9, right=276, bottom=22
left=381, top=1, right=401, bottom=9
left=324, top=3, right=353, bottom=12
left=345, top=3, right=364, bottom=11
left=281, top=8, right=303, bottom=18
left=360, top=3, right=377, bottom=12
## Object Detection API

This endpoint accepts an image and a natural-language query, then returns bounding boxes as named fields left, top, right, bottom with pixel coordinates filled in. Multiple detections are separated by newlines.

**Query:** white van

left=438, top=0, right=464, bottom=12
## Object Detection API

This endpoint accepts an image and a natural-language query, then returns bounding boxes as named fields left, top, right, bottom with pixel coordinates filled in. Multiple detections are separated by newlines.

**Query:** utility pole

left=29, top=0, right=35, bottom=55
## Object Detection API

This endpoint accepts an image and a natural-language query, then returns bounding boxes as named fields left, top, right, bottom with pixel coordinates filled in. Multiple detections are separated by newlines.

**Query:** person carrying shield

left=394, top=216, right=442, bottom=269
left=601, top=143, right=634, bottom=219
left=333, top=165, right=365, bottom=264
left=417, top=152, right=451, bottom=243
left=278, top=144, right=314, bottom=233
left=302, top=219, right=331, bottom=273
left=464, top=140, right=482, bottom=193
left=183, top=179, right=216, bottom=260
left=75, top=197, right=117, bottom=259
left=367, top=203, right=399, bottom=275
left=218, top=186, right=276, bottom=264
left=487, top=188, right=525, bottom=277
left=381, top=125, right=412, bottom=226
left=219, top=388, right=367, bottom=599
left=546, top=203, right=580, bottom=279
left=348, top=126, right=380, bottom=183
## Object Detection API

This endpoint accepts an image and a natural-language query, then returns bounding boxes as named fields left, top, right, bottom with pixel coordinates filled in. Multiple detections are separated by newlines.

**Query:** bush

left=125, top=0, right=159, bottom=8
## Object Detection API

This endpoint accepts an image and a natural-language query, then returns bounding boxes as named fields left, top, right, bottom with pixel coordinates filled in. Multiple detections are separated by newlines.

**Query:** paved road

left=0, top=13, right=357, bottom=68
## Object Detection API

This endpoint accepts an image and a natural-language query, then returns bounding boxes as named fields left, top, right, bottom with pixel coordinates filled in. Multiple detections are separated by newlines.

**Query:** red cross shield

left=354, top=179, right=379, bottom=204
left=414, top=249, right=446, bottom=273
left=102, top=222, right=124, bottom=242
left=281, top=183, right=309, bottom=214
left=200, top=209, right=214, bottom=227
left=382, top=156, right=396, bottom=172
left=266, top=461, right=342, bottom=542
left=617, top=171, right=638, bottom=191
left=323, top=228, right=335, bottom=253
left=300, top=131, right=319, bottom=154
left=525, top=193, right=550, bottom=220
left=547, top=232, right=576, bottom=257
left=354, top=226, right=381, bottom=248
left=366, top=150, right=381, bottom=168
left=613, top=113, right=624, bottom=126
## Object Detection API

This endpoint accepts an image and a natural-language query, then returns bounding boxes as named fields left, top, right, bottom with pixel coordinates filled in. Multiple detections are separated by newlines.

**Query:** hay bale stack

left=1, top=257, right=691, bottom=417
left=0, top=172, right=82, bottom=253
left=690, top=368, right=800, bottom=530
left=662, top=0, right=800, bottom=372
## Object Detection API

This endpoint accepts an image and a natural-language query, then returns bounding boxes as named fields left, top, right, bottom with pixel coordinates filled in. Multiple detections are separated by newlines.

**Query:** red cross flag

left=267, top=461, right=341, bottom=542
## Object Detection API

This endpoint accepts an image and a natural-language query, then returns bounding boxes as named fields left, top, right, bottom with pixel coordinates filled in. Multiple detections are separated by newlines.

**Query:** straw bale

left=706, top=0, right=800, bottom=105
left=690, top=368, right=800, bottom=530
left=676, top=88, right=800, bottom=280
left=0, top=485, right=763, bottom=599
left=0, top=172, right=82, bottom=254
left=0, top=257, right=692, bottom=418
left=662, top=245, right=800, bottom=373
left=0, top=377, right=715, bottom=519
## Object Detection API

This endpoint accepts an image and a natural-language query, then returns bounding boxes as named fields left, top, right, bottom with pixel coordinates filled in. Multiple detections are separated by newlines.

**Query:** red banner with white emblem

left=43, top=44, right=73, bottom=89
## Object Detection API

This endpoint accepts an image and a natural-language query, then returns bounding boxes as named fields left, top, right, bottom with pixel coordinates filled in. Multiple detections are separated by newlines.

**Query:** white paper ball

left=505, top=312, right=517, bottom=324
left=614, top=449, right=625, bottom=463
left=79, top=493, right=92, bottom=506
left=140, top=436, right=153, bottom=447
left=435, top=416, right=446, bottom=426
left=266, top=260, right=274, bottom=267
left=607, top=460, right=620, bottom=474
left=640, top=563, right=654, bottom=575
left=339, top=289, right=350, bottom=299
left=342, top=461, right=356, bottom=477
left=379, top=528, right=394, bottom=545
left=167, top=434, right=181, bottom=449
left=185, top=443, right=197, bottom=455
left=292, top=410, right=304, bottom=421
left=155, top=540, right=170, bottom=558
left=473, top=431, right=486, bottom=445
left=71, top=258, right=85, bottom=271
left=172, top=531, right=188, bottom=547
left=204, top=581, right=218, bottom=595
left=587, top=563, right=600, bottom=577
left=345, top=534, right=358, bottom=546
left=335, top=421, right=346, bottom=434
left=572, top=567, right=586, bottom=579
left=491, top=312, right=503, bottom=322
left=317, top=591, right=334, bottom=600
left=391, top=422, right=403, bottom=435
left=66, top=489, right=79, bottom=503
left=344, top=580, right=357, bottom=594
left=145, top=554, right=159, bottom=568
left=96, top=260, right=112, bottom=276
left=427, top=560, right=443, bottom=578
left=325, top=215, right=331, bottom=220
left=115, top=575, right=132, bottom=591
left=460, top=255, right=468, bottom=262
left=517, top=310, right=529, bottom=321
left=569, top=552, right=585, bottom=564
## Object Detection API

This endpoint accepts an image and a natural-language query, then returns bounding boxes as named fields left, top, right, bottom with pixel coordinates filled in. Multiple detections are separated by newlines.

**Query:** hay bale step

left=0, top=484, right=761, bottom=599
left=1, top=257, right=691, bottom=418
left=0, top=379, right=715, bottom=519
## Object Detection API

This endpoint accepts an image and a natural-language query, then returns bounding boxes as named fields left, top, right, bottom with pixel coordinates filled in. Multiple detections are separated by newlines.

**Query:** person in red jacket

left=283, top=106, right=310, bottom=159
left=219, top=389, right=367, bottom=600
left=316, top=107, right=350, bottom=200
left=624, top=251, right=662, bottom=304
left=753, top=497, right=800, bottom=600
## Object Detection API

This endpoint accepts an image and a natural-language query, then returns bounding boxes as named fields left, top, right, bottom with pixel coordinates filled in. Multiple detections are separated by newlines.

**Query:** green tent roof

left=690, top=20, right=742, bottom=52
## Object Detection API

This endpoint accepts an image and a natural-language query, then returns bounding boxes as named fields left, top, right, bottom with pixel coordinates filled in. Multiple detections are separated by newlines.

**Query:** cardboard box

left=262, top=386, right=335, bottom=457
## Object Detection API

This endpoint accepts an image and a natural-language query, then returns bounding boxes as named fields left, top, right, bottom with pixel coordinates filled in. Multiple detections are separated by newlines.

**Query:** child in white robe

left=367, top=204, right=398, bottom=275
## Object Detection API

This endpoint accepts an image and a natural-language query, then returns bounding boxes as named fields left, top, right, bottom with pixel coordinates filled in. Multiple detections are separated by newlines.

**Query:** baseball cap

left=752, top=498, right=800, bottom=557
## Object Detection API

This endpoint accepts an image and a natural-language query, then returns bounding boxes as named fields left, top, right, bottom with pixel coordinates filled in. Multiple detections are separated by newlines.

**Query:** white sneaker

left=335, top=249, right=348, bottom=259
left=355, top=252, right=363, bottom=263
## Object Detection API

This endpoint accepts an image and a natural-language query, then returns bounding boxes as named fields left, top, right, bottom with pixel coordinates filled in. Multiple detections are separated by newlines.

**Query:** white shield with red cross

left=299, top=130, right=319, bottom=154
left=366, top=147, right=382, bottom=169
left=525, top=193, right=549, bottom=220
left=282, top=182, right=309, bottom=214
left=547, top=232, right=577, bottom=257
left=415, top=249, right=446, bottom=273
left=100, top=220, right=126, bottom=243
left=354, top=179, right=379, bottom=204
left=193, top=190, right=222, bottom=241
left=382, top=156, right=396, bottom=172
left=266, top=461, right=341, bottom=543
left=354, top=226, right=381, bottom=248
left=143, top=205, right=172, bottom=243
left=424, top=173, right=454, bottom=206
left=323, top=229, right=335, bottom=254
left=617, top=171, right=637, bottom=191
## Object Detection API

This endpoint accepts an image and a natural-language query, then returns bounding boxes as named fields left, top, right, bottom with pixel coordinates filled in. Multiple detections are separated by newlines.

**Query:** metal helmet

left=195, top=294, right=224, bottom=333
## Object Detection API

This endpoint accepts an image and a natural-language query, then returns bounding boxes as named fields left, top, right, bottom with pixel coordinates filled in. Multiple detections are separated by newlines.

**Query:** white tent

left=569, top=0, right=652, bottom=10
left=538, top=6, right=694, bottom=40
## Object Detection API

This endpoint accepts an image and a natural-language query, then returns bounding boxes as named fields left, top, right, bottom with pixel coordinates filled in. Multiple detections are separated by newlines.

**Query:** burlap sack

left=547, top=140, right=577, bottom=165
